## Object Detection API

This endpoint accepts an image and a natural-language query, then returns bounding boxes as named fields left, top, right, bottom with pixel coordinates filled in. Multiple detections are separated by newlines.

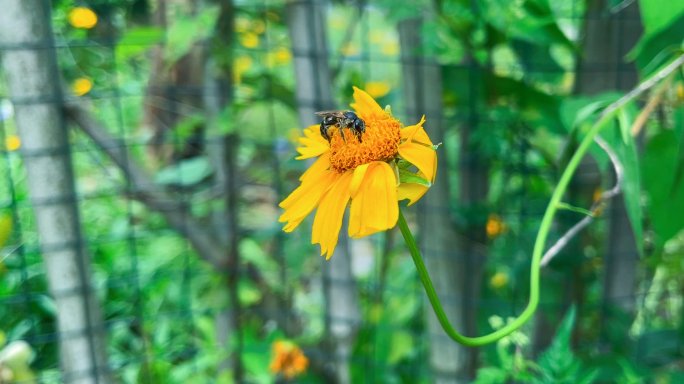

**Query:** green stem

left=397, top=117, right=612, bottom=347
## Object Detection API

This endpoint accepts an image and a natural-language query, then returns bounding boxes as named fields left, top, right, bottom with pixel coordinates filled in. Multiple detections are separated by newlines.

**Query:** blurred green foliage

left=0, top=0, right=682, bottom=383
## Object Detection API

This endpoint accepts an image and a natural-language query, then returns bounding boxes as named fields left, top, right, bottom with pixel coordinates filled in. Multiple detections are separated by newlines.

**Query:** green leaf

left=560, top=93, right=622, bottom=133
left=0, top=214, right=12, bottom=249
left=559, top=93, right=623, bottom=171
left=175, top=113, right=205, bottom=142
left=638, top=0, right=684, bottom=38
left=238, top=279, right=262, bottom=306
left=577, top=368, right=600, bottom=384
left=627, top=14, right=684, bottom=71
left=537, top=306, right=576, bottom=377
left=115, top=27, right=164, bottom=60
left=239, top=238, right=281, bottom=292
left=387, top=331, right=414, bottom=364
left=242, top=347, right=273, bottom=384
left=511, top=39, right=566, bottom=85
left=556, top=202, right=594, bottom=217
left=138, top=361, right=172, bottom=384
left=421, top=20, right=465, bottom=65
left=155, top=156, right=214, bottom=186
left=480, top=0, right=573, bottom=47
left=606, top=123, right=644, bottom=256
left=573, top=101, right=610, bottom=130
left=617, top=108, right=631, bottom=145
left=642, top=130, right=684, bottom=246
left=164, top=5, right=219, bottom=66
left=36, top=295, right=57, bottom=316
left=234, top=101, right=299, bottom=140
left=473, top=367, right=508, bottom=384
left=398, top=169, right=431, bottom=187
left=481, top=74, right=563, bottom=133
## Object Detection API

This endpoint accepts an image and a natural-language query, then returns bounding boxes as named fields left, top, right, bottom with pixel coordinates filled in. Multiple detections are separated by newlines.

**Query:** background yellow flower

left=381, top=41, right=400, bottom=56
left=72, top=78, right=93, bottom=96
left=486, top=213, right=509, bottom=238
left=5, top=136, right=20, bottom=152
left=269, top=340, right=308, bottom=379
left=490, top=272, right=509, bottom=289
left=68, top=7, right=98, bottom=29
left=365, top=81, right=392, bottom=98
left=240, top=33, right=259, bottom=48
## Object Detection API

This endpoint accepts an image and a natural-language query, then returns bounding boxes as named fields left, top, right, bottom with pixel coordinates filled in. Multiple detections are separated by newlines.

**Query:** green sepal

left=396, top=158, right=413, bottom=169
left=390, top=160, right=401, bottom=186
left=398, top=168, right=431, bottom=187
left=430, top=142, right=443, bottom=150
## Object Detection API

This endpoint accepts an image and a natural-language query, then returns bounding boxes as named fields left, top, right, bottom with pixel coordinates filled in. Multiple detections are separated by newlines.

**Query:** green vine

left=397, top=54, right=684, bottom=347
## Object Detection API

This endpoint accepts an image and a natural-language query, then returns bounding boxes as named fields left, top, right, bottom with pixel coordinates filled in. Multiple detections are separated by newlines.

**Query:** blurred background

left=0, top=0, right=683, bottom=383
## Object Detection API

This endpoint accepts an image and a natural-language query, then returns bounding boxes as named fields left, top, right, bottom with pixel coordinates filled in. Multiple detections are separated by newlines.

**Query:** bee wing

left=315, top=110, right=347, bottom=119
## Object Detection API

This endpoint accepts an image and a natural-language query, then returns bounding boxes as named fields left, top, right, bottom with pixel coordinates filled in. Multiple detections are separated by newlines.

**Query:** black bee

left=315, top=110, right=366, bottom=144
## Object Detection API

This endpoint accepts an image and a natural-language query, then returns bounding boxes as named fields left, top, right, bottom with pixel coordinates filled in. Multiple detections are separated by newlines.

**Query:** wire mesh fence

left=0, top=0, right=681, bottom=383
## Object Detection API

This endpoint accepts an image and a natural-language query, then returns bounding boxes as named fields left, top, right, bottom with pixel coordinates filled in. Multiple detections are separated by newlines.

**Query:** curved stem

left=398, top=54, right=684, bottom=346
left=398, top=118, right=608, bottom=347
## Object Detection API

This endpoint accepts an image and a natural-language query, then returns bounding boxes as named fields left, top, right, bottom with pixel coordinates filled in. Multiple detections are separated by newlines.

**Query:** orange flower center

left=329, top=110, right=402, bottom=173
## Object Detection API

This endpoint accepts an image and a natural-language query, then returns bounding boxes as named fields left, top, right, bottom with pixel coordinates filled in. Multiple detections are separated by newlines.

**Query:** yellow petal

left=410, top=128, right=434, bottom=147
left=398, top=142, right=437, bottom=183
left=348, top=162, right=398, bottom=238
left=397, top=182, right=429, bottom=206
left=279, top=171, right=339, bottom=232
left=401, top=118, right=433, bottom=147
left=349, top=162, right=373, bottom=198
left=350, top=86, right=383, bottom=117
left=300, top=154, right=330, bottom=182
left=296, top=126, right=329, bottom=160
left=432, top=150, right=438, bottom=183
left=312, top=171, right=353, bottom=259
left=400, top=115, right=428, bottom=144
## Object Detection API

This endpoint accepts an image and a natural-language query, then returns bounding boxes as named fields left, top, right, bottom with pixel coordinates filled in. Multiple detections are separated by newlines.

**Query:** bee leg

left=320, top=123, right=330, bottom=143
left=339, top=127, right=346, bottom=143
left=355, top=129, right=363, bottom=143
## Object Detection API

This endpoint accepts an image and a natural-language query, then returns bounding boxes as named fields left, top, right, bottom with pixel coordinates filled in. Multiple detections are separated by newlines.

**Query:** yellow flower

left=240, top=33, right=259, bottom=48
left=5, top=135, right=20, bottom=151
left=234, top=55, right=253, bottom=83
left=279, top=87, right=438, bottom=259
left=235, top=55, right=253, bottom=72
left=274, top=48, right=292, bottom=65
left=486, top=214, right=506, bottom=238
left=269, top=341, right=308, bottom=379
left=266, top=48, right=292, bottom=67
left=490, top=272, right=509, bottom=289
left=369, top=30, right=385, bottom=43
left=72, top=78, right=93, bottom=96
left=365, top=81, right=392, bottom=98
left=381, top=41, right=400, bottom=56
left=68, top=7, right=98, bottom=29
